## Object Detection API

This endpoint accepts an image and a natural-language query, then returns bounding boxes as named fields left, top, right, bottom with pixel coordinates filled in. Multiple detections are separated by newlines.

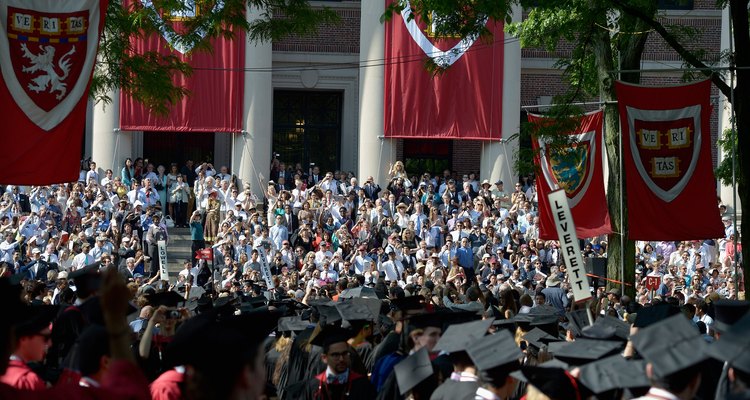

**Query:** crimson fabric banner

left=119, top=1, right=244, bottom=132
left=0, top=0, right=107, bottom=184
left=384, top=1, right=504, bottom=140
left=616, top=80, right=723, bottom=240
left=529, top=110, right=612, bottom=240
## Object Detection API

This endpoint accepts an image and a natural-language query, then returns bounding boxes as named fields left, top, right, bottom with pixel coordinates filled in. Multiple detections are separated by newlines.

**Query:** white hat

left=134, top=200, right=143, bottom=208
left=121, top=237, right=131, bottom=242
left=31, top=248, right=41, bottom=254
left=238, top=235, right=246, bottom=240
left=58, top=271, right=69, bottom=279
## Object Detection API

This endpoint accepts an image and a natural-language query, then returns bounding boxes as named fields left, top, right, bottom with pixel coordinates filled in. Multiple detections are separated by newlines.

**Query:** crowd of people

left=0, top=155, right=746, bottom=400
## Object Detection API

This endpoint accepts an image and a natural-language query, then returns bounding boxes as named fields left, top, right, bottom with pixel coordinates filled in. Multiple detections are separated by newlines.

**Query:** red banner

left=0, top=0, right=107, bottom=184
left=119, top=4, right=244, bottom=132
left=384, top=2, right=503, bottom=140
left=530, top=110, right=612, bottom=240
left=195, top=248, right=212, bottom=260
left=616, top=80, right=723, bottom=240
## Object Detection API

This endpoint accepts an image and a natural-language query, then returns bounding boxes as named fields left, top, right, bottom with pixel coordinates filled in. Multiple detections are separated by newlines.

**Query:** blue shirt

left=190, top=221, right=204, bottom=241
left=456, top=246, right=474, bottom=269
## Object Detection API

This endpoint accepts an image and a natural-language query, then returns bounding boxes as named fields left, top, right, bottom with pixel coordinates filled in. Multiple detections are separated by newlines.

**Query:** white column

left=480, top=5, right=521, bottom=185
left=358, top=0, right=396, bottom=186
left=235, top=7, right=273, bottom=196
left=90, top=91, right=132, bottom=176
left=718, top=6, right=741, bottom=215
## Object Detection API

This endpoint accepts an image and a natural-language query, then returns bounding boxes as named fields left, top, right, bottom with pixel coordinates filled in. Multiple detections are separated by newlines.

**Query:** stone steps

left=163, top=227, right=194, bottom=278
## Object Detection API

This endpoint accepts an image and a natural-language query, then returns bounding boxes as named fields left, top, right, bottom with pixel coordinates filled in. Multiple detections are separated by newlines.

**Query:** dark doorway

left=272, top=90, right=343, bottom=174
left=403, top=139, right=452, bottom=177
left=143, top=132, right=215, bottom=168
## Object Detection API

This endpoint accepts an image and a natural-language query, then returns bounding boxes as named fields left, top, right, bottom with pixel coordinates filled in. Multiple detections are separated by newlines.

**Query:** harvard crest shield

left=625, top=105, right=702, bottom=203
left=0, top=0, right=102, bottom=131
left=538, top=129, right=597, bottom=208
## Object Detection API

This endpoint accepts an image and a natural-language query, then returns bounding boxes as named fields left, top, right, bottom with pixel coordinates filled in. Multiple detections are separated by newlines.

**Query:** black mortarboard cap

left=278, top=316, right=310, bottom=333
left=467, top=330, right=522, bottom=373
left=565, top=309, right=591, bottom=337
left=580, top=324, right=619, bottom=341
left=394, top=347, right=434, bottom=395
left=712, top=299, right=750, bottom=334
left=630, top=313, right=709, bottom=377
left=434, top=318, right=494, bottom=353
left=546, top=340, right=570, bottom=356
left=407, top=311, right=445, bottom=330
left=519, top=366, right=592, bottom=400
left=335, top=298, right=378, bottom=323
left=313, top=302, right=343, bottom=325
left=577, top=355, right=649, bottom=394
left=552, top=338, right=624, bottom=365
left=633, top=302, right=680, bottom=328
left=523, top=327, right=561, bottom=350
left=708, top=312, right=750, bottom=373
left=14, top=305, right=57, bottom=337
left=69, top=262, right=101, bottom=297
left=309, top=325, right=354, bottom=348
left=492, top=318, right=517, bottom=335
left=390, top=295, right=426, bottom=312
left=147, top=291, right=186, bottom=308
left=510, top=359, right=569, bottom=383
left=594, top=315, right=630, bottom=341
left=339, top=286, right=383, bottom=299
left=529, top=313, right=560, bottom=338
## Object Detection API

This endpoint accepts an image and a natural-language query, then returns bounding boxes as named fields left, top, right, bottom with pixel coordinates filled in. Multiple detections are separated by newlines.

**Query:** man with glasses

left=298, top=327, right=375, bottom=400
left=1, top=306, right=55, bottom=390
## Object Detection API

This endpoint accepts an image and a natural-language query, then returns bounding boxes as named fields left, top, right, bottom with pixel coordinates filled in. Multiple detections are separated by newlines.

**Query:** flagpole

left=728, top=2, right=739, bottom=296
left=618, top=105, right=625, bottom=297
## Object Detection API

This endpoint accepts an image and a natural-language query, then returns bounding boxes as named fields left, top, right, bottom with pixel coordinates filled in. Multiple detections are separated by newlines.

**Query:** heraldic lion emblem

left=19, top=43, right=75, bottom=100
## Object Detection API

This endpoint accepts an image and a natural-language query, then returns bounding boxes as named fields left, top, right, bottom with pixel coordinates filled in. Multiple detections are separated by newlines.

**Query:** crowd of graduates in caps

left=0, top=156, right=746, bottom=400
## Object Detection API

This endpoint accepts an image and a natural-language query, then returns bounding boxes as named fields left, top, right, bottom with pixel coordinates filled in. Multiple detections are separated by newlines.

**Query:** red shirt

left=150, top=368, right=184, bottom=400
left=0, top=359, right=45, bottom=390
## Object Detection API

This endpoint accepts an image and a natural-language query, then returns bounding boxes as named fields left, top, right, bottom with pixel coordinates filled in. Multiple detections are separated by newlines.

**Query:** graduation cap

left=13, top=305, right=58, bottom=337
left=565, top=309, right=591, bottom=338
left=591, top=315, right=630, bottom=341
left=389, top=295, right=426, bottom=312
left=528, top=313, right=561, bottom=338
left=433, top=318, right=494, bottom=354
left=335, top=298, right=380, bottom=330
left=147, top=291, right=186, bottom=308
left=576, top=355, right=650, bottom=395
left=630, top=313, right=709, bottom=378
left=517, top=366, right=592, bottom=400
left=277, top=316, right=310, bottom=333
left=309, top=325, right=354, bottom=349
left=710, top=309, right=750, bottom=369
left=338, top=286, right=383, bottom=299
left=467, top=330, right=522, bottom=385
left=580, top=324, right=619, bottom=341
left=510, top=359, right=569, bottom=383
left=492, top=318, right=517, bottom=335
left=712, top=299, right=750, bottom=334
left=552, top=338, right=624, bottom=366
left=523, top=327, right=561, bottom=350
left=312, top=302, right=343, bottom=326
left=633, top=302, right=681, bottom=328
left=394, top=347, right=435, bottom=395
left=69, top=262, right=101, bottom=297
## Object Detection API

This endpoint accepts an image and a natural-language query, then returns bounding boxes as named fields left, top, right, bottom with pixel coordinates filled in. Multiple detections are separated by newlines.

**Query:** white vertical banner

left=157, top=240, right=169, bottom=281
left=256, top=247, right=275, bottom=289
left=547, top=189, right=592, bottom=302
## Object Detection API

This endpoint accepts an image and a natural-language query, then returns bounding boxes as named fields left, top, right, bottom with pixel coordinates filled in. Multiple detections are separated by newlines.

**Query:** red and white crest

left=625, top=105, right=702, bottom=203
left=399, top=0, right=487, bottom=68
left=0, top=0, right=102, bottom=131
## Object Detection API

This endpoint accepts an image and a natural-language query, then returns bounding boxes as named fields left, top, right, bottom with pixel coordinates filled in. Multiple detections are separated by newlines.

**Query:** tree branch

left=609, top=0, right=732, bottom=98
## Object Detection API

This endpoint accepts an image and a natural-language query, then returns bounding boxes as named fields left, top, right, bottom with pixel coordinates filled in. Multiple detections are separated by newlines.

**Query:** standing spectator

left=541, top=275, right=569, bottom=316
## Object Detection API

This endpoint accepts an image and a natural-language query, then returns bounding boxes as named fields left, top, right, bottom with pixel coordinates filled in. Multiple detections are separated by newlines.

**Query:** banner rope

left=586, top=273, right=634, bottom=286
